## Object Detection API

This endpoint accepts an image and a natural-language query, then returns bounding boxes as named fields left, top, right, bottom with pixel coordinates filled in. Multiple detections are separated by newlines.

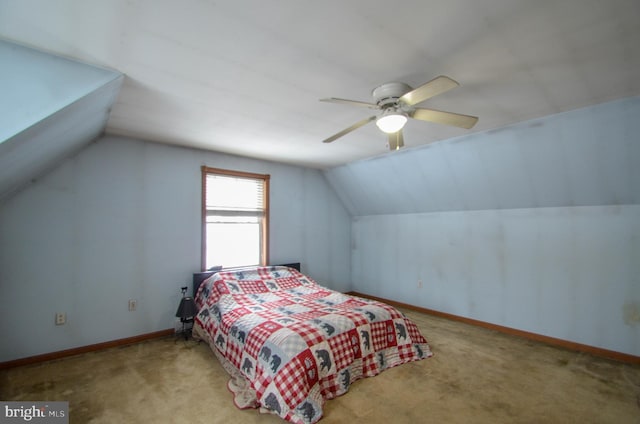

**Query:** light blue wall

left=326, top=97, right=640, bottom=356
left=351, top=206, right=640, bottom=355
left=325, top=97, right=640, bottom=215
left=0, top=40, right=120, bottom=143
left=0, top=136, right=351, bottom=362
left=0, top=40, right=123, bottom=200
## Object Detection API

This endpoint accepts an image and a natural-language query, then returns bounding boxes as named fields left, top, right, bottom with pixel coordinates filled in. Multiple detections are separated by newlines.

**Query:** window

left=201, top=166, right=270, bottom=270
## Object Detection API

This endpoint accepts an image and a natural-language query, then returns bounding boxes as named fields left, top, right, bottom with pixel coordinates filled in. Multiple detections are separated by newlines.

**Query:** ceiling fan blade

left=322, top=116, right=376, bottom=143
left=320, top=97, right=380, bottom=110
left=399, top=75, right=460, bottom=106
left=411, top=108, right=479, bottom=129
left=388, top=130, right=405, bottom=151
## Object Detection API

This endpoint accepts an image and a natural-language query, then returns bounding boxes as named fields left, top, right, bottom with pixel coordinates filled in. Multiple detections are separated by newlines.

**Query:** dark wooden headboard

left=192, top=262, right=301, bottom=297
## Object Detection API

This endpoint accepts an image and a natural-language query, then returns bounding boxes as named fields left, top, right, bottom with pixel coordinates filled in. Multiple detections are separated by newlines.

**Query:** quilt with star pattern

left=193, top=266, right=432, bottom=424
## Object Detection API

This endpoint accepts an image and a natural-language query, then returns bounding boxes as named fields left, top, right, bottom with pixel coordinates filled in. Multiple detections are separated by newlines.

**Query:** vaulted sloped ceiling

left=1, top=1, right=639, bottom=212
left=324, top=97, right=640, bottom=216
left=0, top=41, right=123, bottom=201
left=0, top=1, right=638, bottom=168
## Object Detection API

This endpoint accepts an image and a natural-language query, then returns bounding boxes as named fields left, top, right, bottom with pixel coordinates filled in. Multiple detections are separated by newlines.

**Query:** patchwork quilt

left=193, top=266, right=432, bottom=424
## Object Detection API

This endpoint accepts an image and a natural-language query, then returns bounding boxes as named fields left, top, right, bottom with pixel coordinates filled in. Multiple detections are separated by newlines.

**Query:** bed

left=193, top=265, right=432, bottom=424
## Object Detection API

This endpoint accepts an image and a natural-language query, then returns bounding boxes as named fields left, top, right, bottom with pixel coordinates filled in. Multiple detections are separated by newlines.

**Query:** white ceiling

left=1, top=0, right=639, bottom=169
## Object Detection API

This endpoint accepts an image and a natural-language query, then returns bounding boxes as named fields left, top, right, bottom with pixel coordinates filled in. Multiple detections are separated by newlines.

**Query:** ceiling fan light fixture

left=376, top=110, right=407, bottom=134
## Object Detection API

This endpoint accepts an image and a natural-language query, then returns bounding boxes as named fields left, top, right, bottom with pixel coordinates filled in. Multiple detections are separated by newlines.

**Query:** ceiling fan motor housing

left=372, top=82, right=412, bottom=108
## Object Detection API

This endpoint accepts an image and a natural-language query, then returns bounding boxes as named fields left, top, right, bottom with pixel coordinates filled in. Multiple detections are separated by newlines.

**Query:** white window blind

left=202, top=168, right=269, bottom=270
left=205, top=174, right=265, bottom=216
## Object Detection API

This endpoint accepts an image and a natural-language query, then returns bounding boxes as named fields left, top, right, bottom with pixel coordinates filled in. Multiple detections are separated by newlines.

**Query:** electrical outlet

left=417, top=280, right=423, bottom=288
left=128, top=299, right=137, bottom=311
left=55, top=312, right=66, bottom=325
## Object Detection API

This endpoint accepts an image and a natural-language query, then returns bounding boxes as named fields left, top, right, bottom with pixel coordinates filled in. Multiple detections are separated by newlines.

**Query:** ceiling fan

left=320, top=75, right=478, bottom=150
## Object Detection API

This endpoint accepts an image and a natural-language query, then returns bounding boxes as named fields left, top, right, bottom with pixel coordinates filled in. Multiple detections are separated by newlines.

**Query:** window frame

left=201, top=166, right=270, bottom=271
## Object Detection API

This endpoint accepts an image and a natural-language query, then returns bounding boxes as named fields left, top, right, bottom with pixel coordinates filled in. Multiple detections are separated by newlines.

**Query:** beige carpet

left=2, top=309, right=639, bottom=423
